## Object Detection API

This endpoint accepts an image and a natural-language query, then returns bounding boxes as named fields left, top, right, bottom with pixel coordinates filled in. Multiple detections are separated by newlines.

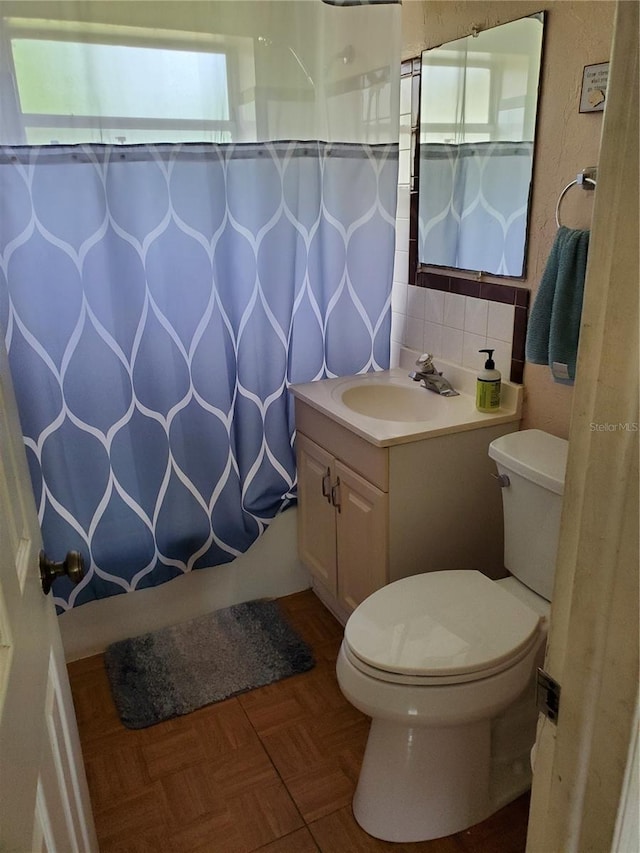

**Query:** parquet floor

left=67, top=589, right=531, bottom=853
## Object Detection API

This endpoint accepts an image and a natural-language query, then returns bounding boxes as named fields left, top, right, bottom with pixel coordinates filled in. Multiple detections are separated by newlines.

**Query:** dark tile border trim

left=415, top=270, right=530, bottom=384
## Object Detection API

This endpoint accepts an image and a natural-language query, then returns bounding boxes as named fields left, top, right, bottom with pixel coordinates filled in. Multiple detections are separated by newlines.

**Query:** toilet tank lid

left=489, top=429, right=568, bottom=495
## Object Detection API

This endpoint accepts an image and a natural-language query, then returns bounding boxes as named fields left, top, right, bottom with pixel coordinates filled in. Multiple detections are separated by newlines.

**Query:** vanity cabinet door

left=296, top=433, right=337, bottom=595
left=334, top=460, right=388, bottom=612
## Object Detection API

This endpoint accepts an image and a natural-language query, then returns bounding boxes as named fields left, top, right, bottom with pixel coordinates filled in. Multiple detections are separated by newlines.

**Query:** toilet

left=336, top=429, right=568, bottom=843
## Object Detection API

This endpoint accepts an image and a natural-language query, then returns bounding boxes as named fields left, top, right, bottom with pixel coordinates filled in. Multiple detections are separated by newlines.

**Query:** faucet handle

left=415, top=352, right=434, bottom=370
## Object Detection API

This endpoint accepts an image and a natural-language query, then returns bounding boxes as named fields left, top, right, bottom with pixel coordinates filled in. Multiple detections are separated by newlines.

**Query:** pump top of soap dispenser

left=479, top=349, right=495, bottom=369
left=476, top=349, right=501, bottom=413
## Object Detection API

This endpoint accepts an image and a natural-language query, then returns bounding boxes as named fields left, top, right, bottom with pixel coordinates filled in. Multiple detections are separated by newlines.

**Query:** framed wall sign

left=580, top=62, right=609, bottom=113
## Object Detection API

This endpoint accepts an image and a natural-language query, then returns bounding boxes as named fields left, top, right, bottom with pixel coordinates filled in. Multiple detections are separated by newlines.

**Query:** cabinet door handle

left=331, top=478, right=341, bottom=513
left=321, top=469, right=332, bottom=503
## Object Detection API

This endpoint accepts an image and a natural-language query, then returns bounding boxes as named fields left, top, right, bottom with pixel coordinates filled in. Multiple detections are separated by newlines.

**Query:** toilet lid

left=344, top=571, right=541, bottom=679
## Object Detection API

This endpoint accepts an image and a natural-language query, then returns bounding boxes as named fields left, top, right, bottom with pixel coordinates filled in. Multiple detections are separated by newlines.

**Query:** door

left=296, top=433, right=338, bottom=595
left=335, top=460, right=388, bottom=613
left=0, top=341, right=97, bottom=852
left=526, top=2, right=639, bottom=849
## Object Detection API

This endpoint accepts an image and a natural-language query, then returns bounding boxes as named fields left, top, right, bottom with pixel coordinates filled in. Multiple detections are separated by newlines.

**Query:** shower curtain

left=418, top=141, right=534, bottom=275
left=0, top=1, right=400, bottom=610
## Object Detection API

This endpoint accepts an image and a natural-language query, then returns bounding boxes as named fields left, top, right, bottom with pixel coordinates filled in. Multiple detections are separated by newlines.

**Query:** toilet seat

left=342, top=631, right=541, bottom=686
left=344, top=571, right=541, bottom=687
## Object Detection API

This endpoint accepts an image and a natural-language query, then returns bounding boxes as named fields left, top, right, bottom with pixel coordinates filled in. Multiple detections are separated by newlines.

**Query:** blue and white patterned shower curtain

left=418, top=141, right=534, bottom=276
left=0, top=0, right=400, bottom=609
left=0, top=140, right=397, bottom=609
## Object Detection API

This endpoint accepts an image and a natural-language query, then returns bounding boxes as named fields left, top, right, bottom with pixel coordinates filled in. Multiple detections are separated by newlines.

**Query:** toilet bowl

left=336, top=429, right=568, bottom=843
left=337, top=570, right=546, bottom=842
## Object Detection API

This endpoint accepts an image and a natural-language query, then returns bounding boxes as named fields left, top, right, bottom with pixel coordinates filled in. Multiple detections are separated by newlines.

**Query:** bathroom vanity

left=290, top=354, right=523, bottom=625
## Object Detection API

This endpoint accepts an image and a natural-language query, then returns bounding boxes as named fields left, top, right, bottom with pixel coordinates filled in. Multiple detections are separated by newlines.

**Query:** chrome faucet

left=408, top=353, right=459, bottom=397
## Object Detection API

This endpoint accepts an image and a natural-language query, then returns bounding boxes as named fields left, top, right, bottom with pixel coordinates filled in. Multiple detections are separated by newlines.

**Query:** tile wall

left=389, top=65, right=414, bottom=370
left=390, top=62, right=529, bottom=384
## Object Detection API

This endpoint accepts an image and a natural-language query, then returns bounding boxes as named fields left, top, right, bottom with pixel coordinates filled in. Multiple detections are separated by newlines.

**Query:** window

left=421, top=47, right=538, bottom=145
left=3, top=18, right=245, bottom=145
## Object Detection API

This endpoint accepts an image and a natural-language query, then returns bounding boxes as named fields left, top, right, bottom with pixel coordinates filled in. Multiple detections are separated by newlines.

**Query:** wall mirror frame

left=414, top=13, right=545, bottom=281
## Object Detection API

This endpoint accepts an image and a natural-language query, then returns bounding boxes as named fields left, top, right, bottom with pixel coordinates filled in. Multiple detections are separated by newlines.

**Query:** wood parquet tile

left=67, top=589, right=530, bottom=852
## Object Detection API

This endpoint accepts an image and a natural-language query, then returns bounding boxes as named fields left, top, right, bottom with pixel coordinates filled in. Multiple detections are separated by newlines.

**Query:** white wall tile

left=398, top=149, right=411, bottom=184
left=396, top=185, right=410, bottom=220
left=464, top=297, right=488, bottom=336
left=487, top=302, right=516, bottom=343
left=463, top=332, right=488, bottom=369
left=407, top=285, right=425, bottom=319
left=395, top=80, right=415, bottom=367
left=391, top=272, right=515, bottom=377
left=399, top=122, right=411, bottom=152
left=424, top=289, right=445, bottom=324
left=485, top=337, right=513, bottom=378
left=391, top=311, right=406, bottom=344
left=393, top=250, right=408, bottom=284
left=405, top=315, right=424, bottom=351
left=424, top=321, right=443, bottom=357
left=390, top=338, right=402, bottom=368
left=440, top=327, right=463, bottom=363
left=395, top=217, right=410, bottom=250
left=391, top=281, right=408, bottom=315
left=400, top=76, right=412, bottom=115
left=443, top=292, right=466, bottom=330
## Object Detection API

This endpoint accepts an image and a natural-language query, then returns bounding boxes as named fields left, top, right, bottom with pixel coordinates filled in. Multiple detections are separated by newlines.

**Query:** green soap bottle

left=476, top=349, right=501, bottom=412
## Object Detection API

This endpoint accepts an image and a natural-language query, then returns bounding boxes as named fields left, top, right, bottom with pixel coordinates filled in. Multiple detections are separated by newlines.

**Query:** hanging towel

left=525, top=226, right=590, bottom=384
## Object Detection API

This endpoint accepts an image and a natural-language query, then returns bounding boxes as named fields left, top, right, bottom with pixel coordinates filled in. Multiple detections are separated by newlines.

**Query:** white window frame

left=2, top=16, right=243, bottom=145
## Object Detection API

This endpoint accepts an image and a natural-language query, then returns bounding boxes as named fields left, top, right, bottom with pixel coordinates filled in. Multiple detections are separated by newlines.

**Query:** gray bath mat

left=104, top=599, right=315, bottom=729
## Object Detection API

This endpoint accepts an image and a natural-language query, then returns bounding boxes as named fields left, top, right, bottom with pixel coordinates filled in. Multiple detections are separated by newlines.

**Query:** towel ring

left=555, top=172, right=597, bottom=228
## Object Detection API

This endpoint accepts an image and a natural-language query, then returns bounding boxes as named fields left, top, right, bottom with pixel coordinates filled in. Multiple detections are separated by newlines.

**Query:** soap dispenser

left=476, top=349, right=501, bottom=412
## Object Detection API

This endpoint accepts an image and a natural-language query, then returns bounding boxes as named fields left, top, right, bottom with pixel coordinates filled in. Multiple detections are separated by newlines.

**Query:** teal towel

left=525, top=226, right=590, bottom=383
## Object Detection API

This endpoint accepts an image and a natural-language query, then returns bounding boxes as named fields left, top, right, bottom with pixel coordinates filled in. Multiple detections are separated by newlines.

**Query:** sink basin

left=338, top=382, right=439, bottom=421
left=291, top=360, right=522, bottom=447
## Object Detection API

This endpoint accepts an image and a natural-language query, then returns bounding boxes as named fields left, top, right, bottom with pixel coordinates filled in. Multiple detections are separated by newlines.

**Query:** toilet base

left=353, top=718, right=492, bottom=842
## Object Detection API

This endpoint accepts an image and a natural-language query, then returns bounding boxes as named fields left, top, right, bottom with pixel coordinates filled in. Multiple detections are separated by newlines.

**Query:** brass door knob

left=39, top=550, right=85, bottom=595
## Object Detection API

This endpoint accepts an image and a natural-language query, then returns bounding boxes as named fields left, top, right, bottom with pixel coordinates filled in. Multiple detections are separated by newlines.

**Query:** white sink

left=338, top=381, right=438, bottom=421
left=290, top=353, right=523, bottom=447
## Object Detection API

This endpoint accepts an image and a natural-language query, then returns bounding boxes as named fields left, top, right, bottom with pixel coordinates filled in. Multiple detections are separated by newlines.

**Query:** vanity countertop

left=290, top=352, right=523, bottom=448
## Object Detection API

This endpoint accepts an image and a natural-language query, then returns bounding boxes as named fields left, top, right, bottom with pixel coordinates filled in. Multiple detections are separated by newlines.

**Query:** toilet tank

left=489, top=430, right=568, bottom=602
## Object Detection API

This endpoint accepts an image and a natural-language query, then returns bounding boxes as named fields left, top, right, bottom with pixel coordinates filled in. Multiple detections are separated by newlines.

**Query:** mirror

left=417, top=14, right=544, bottom=278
